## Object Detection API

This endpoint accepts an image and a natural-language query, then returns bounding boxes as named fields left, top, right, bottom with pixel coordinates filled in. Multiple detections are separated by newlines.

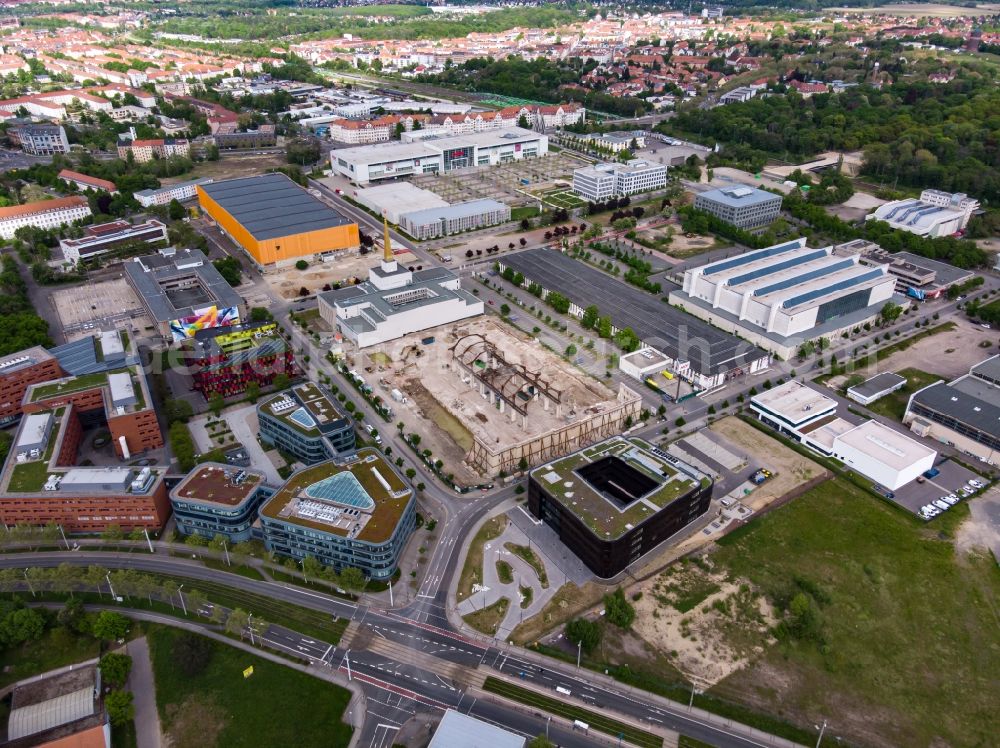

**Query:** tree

left=879, top=301, right=903, bottom=326
left=517, top=113, right=531, bottom=129
left=226, top=608, right=250, bottom=639
left=603, top=588, right=635, bottom=629
left=500, top=303, right=511, bottom=317
left=174, top=631, right=214, bottom=676
left=213, top=256, right=242, bottom=286
left=99, top=653, right=132, bottom=687
left=249, top=307, right=273, bottom=323
left=286, top=138, right=321, bottom=165
left=167, top=199, right=186, bottom=221
left=339, top=567, right=366, bottom=592
left=295, top=259, right=309, bottom=271
left=101, top=525, right=124, bottom=542
left=106, top=690, right=135, bottom=727
left=245, top=381, right=261, bottom=404
left=565, top=344, right=577, bottom=356
left=528, top=736, right=556, bottom=748
left=565, top=617, right=602, bottom=654
left=206, top=143, right=220, bottom=161
left=209, top=392, right=225, bottom=416
left=302, top=555, right=324, bottom=582
left=272, top=372, right=291, bottom=391
left=0, top=607, right=45, bottom=646
left=581, top=305, right=599, bottom=330
left=92, top=611, right=130, bottom=642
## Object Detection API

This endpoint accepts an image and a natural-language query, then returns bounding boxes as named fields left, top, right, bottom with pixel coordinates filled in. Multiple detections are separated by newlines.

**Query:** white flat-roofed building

left=330, top=127, right=547, bottom=185
left=750, top=380, right=837, bottom=436
left=672, top=238, right=901, bottom=358
left=134, top=177, right=214, bottom=207
left=867, top=189, right=979, bottom=238
left=0, top=196, right=91, bottom=240
left=59, top=218, right=168, bottom=265
left=573, top=159, right=667, bottom=201
left=353, top=182, right=447, bottom=224
left=694, top=184, right=782, bottom=228
left=847, top=372, right=907, bottom=405
left=428, top=709, right=525, bottom=748
left=399, top=198, right=510, bottom=240
left=832, top=419, right=937, bottom=490
left=14, top=412, right=53, bottom=458
left=59, top=467, right=133, bottom=493
left=619, top=346, right=671, bottom=381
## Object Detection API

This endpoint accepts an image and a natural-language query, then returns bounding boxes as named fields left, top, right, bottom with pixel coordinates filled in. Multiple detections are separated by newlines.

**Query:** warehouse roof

left=199, top=173, right=353, bottom=241
left=847, top=372, right=906, bottom=401
left=401, top=198, right=508, bottom=225
left=502, top=249, right=767, bottom=376
left=911, top=376, right=1000, bottom=438
left=428, top=709, right=525, bottom=748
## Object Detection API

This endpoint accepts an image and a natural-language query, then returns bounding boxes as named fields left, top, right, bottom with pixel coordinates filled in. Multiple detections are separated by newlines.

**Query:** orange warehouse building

left=197, top=172, right=359, bottom=267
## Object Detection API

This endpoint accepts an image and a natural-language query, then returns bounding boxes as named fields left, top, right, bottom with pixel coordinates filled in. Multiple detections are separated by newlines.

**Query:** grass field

left=148, top=626, right=353, bottom=748
left=505, top=542, right=548, bottom=588
left=463, top=597, right=509, bottom=635
left=0, top=624, right=100, bottom=688
left=534, top=187, right=586, bottom=209
left=483, top=677, right=662, bottom=747
left=861, top=367, right=940, bottom=421
left=711, top=477, right=999, bottom=747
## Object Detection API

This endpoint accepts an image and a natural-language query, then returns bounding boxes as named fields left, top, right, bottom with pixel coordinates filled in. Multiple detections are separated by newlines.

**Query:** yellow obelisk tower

left=383, top=216, right=394, bottom=264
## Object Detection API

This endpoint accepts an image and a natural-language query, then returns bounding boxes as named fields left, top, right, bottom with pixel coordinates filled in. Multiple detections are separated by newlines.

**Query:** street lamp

left=22, top=569, right=34, bottom=597
left=815, top=720, right=828, bottom=748
left=178, top=584, right=187, bottom=616
left=248, top=613, right=255, bottom=646
left=106, top=572, right=117, bottom=600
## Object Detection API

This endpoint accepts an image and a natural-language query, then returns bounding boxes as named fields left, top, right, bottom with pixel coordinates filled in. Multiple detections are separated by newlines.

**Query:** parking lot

left=52, top=278, right=148, bottom=338
left=883, top=459, right=986, bottom=519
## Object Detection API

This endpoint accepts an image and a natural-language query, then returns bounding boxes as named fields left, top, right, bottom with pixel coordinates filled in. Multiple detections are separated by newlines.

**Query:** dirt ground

left=709, top=416, right=826, bottom=509
left=825, top=3, right=1000, bottom=16
left=633, top=559, right=777, bottom=687
left=353, top=318, right=617, bottom=479
left=262, top=248, right=418, bottom=299
left=826, top=191, right=887, bottom=222
left=163, top=154, right=287, bottom=185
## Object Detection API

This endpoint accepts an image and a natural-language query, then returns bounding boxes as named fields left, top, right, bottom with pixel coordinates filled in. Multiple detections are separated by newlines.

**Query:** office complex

left=867, top=189, right=979, bottom=238
left=693, top=185, right=782, bottom=228
left=116, top=137, right=190, bottom=162
left=572, top=159, right=667, bottom=201
left=0, top=346, right=62, bottom=426
left=7, top=123, right=69, bottom=156
left=330, top=127, right=547, bottom=185
left=0, top=196, right=91, bottom=240
left=123, top=247, right=244, bottom=342
left=672, top=238, right=901, bottom=359
left=170, top=463, right=275, bottom=542
left=905, top=355, right=1000, bottom=465
left=197, top=173, right=359, bottom=267
left=399, top=198, right=511, bottom=240
left=528, top=437, right=712, bottom=578
left=58, top=219, right=168, bottom=265
left=319, top=222, right=483, bottom=348
left=258, top=383, right=355, bottom=464
left=182, top=321, right=299, bottom=398
left=134, top=177, right=214, bottom=207
left=259, top=448, right=416, bottom=580
left=353, top=182, right=448, bottom=224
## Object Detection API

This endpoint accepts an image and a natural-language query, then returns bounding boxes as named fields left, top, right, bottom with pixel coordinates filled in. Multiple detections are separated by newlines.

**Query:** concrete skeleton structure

left=867, top=189, right=979, bottom=238
left=572, top=159, right=667, bottom=201
left=319, top=220, right=483, bottom=348
left=330, top=127, right=548, bottom=185
left=672, top=238, right=902, bottom=360
left=693, top=184, right=782, bottom=228
left=905, top=355, right=1000, bottom=466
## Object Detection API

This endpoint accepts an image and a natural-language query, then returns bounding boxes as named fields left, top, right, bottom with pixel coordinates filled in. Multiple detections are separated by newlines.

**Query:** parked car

left=969, top=479, right=984, bottom=489
left=943, top=495, right=959, bottom=506
left=933, top=499, right=951, bottom=511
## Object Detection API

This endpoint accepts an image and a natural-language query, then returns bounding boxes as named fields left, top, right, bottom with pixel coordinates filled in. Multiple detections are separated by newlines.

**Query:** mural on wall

left=169, top=305, right=240, bottom=341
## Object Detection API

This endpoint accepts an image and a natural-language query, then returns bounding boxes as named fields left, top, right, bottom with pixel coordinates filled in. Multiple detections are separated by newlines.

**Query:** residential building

left=182, top=320, right=299, bottom=398
left=672, top=238, right=901, bottom=359
left=581, top=131, right=645, bottom=153
left=59, top=219, right=168, bottom=265
left=7, top=123, right=69, bottom=155
left=258, top=448, right=416, bottom=580
left=0, top=346, right=62, bottom=427
left=572, top=159, right=666, bottom=201
left=319, top=222, right=483, bottom=348
left=116, top=137, right=190, bottom=163
left=905, top=355, right=1000, bottom=465
left=528, top=436, right=712, bottom=578
left=399, top=198, right=510, bottom=240
left=0, top=196, right=91, bottom=240
left=866, top=189, right=979, bottom=238
left=258, top=383, right=355, bottom=464
left=122, top=247, right=244, bottom=342
left=694, top=184, right=782, bottom=228
left=330, top=127, right=548, bottom=185
left=57, top=169, right=116, bottom=194
left=212, top=122, right=276, bottom=149
left=170, top=463, right=275, bottom=542
left=197, top=173, right=359, bottom=267
left=133, top=177, right=214, bottom=207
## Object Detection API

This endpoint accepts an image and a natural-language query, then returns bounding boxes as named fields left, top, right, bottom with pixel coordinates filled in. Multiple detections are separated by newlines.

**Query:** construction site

left=352, top=318, right=642, bottom=480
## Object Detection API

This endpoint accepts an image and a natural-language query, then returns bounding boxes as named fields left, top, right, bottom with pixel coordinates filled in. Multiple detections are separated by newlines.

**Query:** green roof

left=26, top=367, right=147, bottom=412
left=531, top=436, right=700, bottom=540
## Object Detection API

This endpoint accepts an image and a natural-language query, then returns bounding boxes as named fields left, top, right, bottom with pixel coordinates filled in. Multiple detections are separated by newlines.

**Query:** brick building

left=0, top=347, right=63, bottom=427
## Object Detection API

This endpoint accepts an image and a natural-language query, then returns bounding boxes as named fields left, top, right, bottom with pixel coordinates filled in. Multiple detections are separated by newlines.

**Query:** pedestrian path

left=126, top=636, right=162, bottom=748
